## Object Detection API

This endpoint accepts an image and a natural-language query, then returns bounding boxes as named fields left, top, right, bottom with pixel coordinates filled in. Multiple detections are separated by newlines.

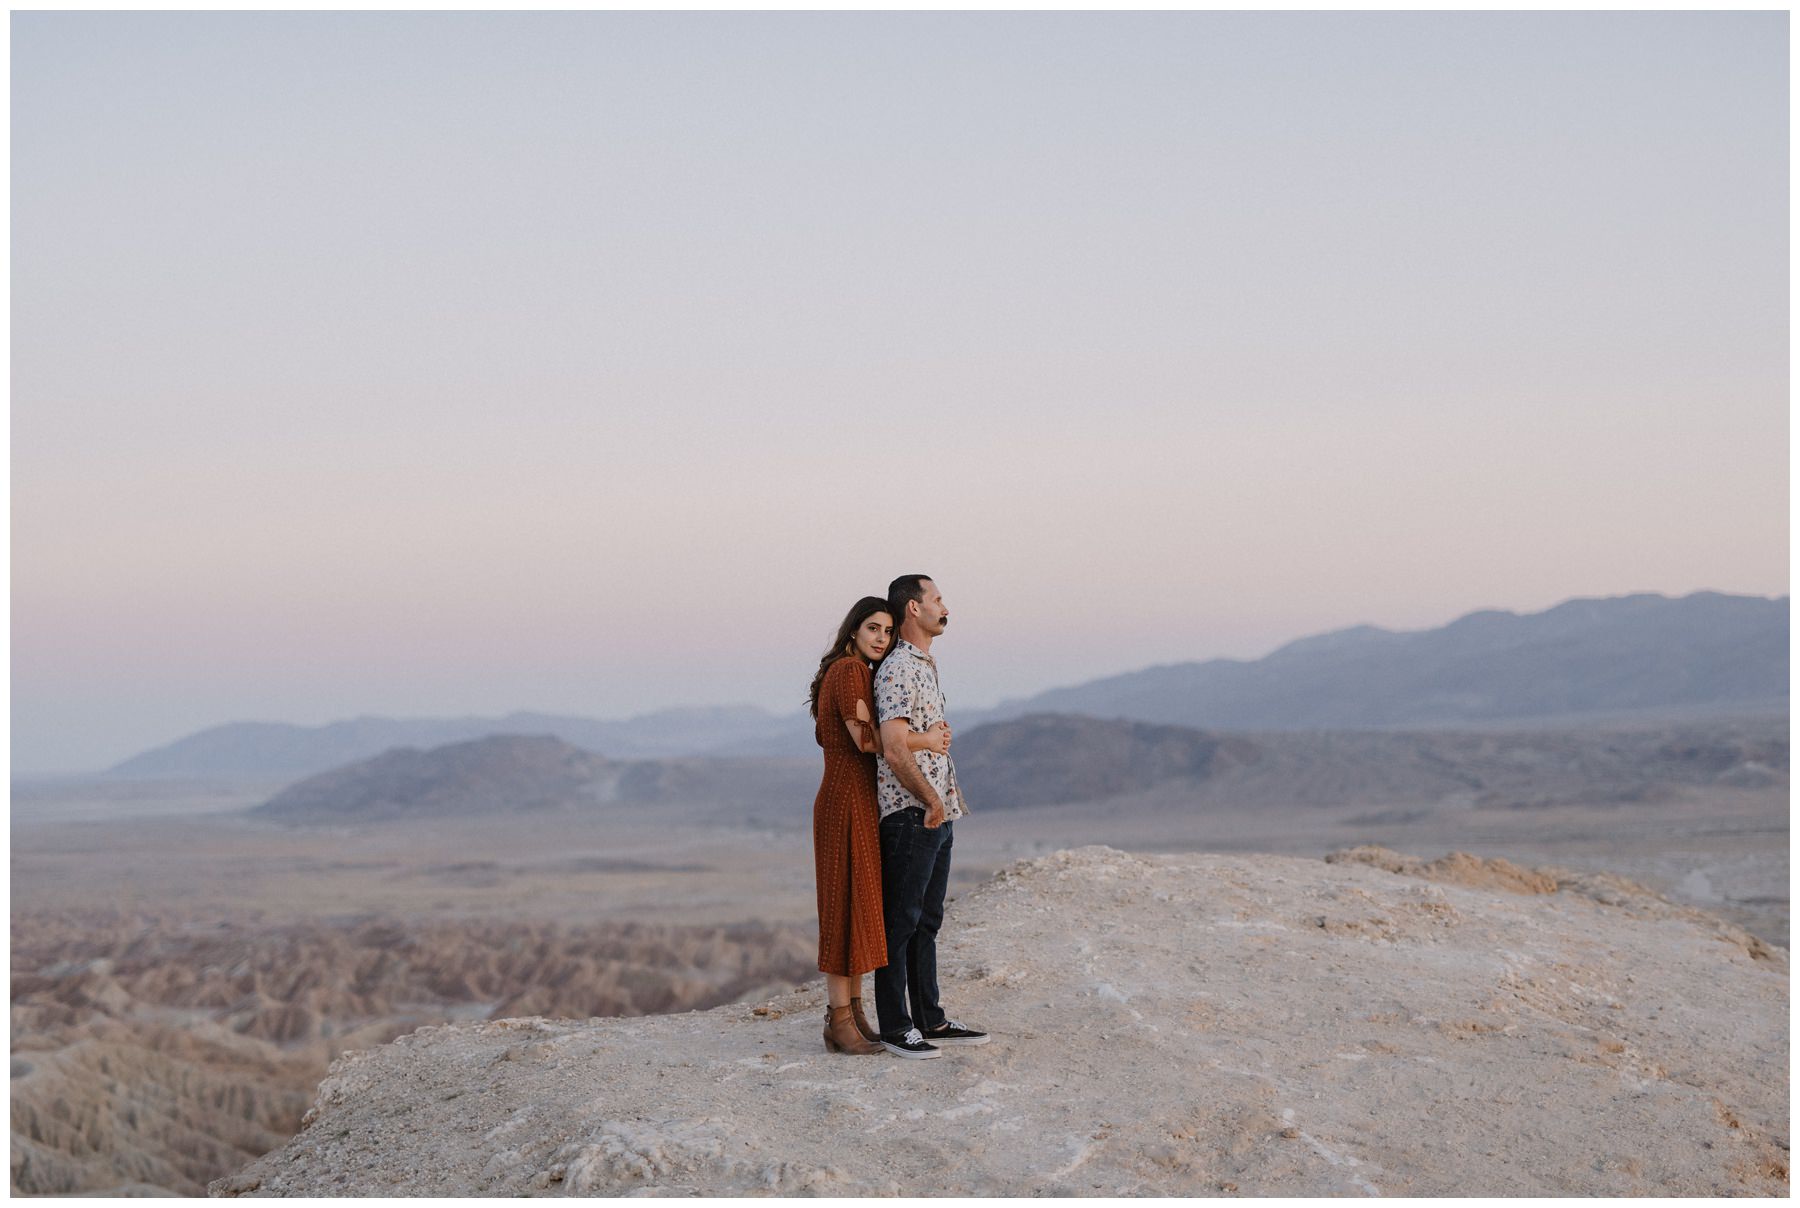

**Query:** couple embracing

left=806, top=574, right=988, bottom=1060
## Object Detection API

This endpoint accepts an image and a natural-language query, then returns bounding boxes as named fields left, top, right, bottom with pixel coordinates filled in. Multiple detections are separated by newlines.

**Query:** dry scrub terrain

left=11, top=911, right=813, bottom=1195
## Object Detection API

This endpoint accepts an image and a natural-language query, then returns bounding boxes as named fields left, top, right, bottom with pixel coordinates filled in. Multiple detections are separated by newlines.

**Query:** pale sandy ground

left=211, top=847, right=1789, bottom=1197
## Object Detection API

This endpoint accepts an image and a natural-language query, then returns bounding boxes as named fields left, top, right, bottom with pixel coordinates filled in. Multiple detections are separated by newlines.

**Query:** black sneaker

left=881, top=1028, right=942, bottom=1059
left=920, top=1018, right=989, bottom=1046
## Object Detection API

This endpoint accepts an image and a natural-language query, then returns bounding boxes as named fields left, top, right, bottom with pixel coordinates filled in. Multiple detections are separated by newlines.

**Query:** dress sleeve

left=832, top=659, right=876, bottom=750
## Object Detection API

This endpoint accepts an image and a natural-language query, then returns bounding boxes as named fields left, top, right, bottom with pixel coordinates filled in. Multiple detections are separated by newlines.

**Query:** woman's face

left=851, top=612, right=894, bottom=662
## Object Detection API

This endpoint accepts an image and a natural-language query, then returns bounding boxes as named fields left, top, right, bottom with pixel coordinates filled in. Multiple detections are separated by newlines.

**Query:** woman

left=808, top=595, right=950, bottom=1054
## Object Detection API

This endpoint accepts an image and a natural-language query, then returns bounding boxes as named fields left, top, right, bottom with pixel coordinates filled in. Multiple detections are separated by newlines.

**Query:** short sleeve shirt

left=873, top=639, right=966, bottom=820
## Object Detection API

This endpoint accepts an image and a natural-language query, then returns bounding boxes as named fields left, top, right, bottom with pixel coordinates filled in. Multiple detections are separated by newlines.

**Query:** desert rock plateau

left=12, top=712, right=1787, bottom=1195
left=212, top=846, right=1787, bottom=1197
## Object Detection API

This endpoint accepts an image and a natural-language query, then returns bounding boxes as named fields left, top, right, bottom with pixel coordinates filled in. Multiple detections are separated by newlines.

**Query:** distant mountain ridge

left=951, top=715, right=1264, bottom=808
left=102, top=590, right=1785, bottom=781
left=252, top=735, right=615, bottom=823
left=973, top=590, right=1787, bottom=731
left=251, top=734, right=816, bottom=826
left=950, top=712, right=1785, bottom=814
left=253, top=714, right=1788, bottom=826
left=106, top=706, right=801, bottom=780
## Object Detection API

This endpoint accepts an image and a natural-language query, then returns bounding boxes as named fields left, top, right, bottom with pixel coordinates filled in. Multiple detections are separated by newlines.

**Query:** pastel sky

left=12, top=12, right=1788, bottom=775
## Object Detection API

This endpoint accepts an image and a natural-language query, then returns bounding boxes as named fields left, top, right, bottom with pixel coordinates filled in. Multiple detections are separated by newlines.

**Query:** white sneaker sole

left=923, top=1033, right=989, bottom=1046
left=881, top=1041, right=943, bottom=1059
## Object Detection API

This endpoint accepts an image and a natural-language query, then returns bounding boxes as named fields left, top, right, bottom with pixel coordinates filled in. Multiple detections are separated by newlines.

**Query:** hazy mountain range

left=105, top=706, right=797, bottom=780
left=974, top=589, right=1787, bottom=732
left=245, top=712, right=1787, bottom=828
left=98, top=590, right=1785, bottom=782
left=250, top=734, right=816, bottom=826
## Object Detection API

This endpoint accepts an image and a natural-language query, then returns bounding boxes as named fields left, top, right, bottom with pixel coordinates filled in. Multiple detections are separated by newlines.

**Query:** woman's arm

left=830, top=660, right=882, bottom=754
left=833, top=662, right=947, bottom=756
left=844, top=706, right=948, bottom=756
left=843, top=699, right=880, bottom=754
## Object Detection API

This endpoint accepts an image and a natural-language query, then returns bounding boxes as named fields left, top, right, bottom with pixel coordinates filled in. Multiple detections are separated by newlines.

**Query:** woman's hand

left=902, top=721, right=953, bottom=756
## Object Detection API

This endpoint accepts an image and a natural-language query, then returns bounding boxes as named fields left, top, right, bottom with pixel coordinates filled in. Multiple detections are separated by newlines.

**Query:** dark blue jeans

left=874, top=807, right=953, bottom=1040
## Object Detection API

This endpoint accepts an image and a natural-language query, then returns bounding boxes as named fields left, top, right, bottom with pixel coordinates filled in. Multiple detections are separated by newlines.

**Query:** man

left=871, top=574, right=989, bottom=1059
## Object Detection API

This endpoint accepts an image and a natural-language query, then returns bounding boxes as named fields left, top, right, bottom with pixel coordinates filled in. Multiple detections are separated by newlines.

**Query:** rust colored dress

left=813, top=656, right=887, bottom=977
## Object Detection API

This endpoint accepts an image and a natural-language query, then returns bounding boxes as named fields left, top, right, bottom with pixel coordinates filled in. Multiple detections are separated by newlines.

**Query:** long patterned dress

left=813, top=656, right=887, bottom=976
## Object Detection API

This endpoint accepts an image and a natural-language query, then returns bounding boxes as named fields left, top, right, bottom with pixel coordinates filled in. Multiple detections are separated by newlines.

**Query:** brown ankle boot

left=849, top=997, right=880, bottom=1043
left=823, top=1003, right=882, bottom=1054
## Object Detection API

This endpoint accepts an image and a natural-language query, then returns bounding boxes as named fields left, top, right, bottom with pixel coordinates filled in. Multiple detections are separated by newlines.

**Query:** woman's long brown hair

left=807, top=596, right=894, bottom=718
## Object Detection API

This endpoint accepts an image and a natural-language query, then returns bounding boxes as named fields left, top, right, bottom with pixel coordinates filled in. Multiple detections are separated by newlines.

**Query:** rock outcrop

left=211, top=847, right=1788, bottom=1197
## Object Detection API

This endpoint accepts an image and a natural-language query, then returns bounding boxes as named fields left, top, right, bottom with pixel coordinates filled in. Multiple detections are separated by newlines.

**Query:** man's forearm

left=885, top=747, right=942, bottom=812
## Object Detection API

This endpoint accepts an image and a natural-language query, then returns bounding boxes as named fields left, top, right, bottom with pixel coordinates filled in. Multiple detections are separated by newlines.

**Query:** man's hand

left=923, top=799, right=945, bottom=829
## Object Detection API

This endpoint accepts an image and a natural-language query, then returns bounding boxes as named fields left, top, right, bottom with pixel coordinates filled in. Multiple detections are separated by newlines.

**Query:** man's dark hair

left=888, top=574, right=933, bottom=624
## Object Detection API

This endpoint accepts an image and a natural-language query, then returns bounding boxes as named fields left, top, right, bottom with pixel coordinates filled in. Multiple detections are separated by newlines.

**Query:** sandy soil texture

left=212, top=846, right=1788, bottom=1198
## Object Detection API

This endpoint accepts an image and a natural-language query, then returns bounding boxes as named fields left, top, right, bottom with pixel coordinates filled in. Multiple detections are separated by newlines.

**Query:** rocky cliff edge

left=211, top=846, right=1788, bottom=1197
